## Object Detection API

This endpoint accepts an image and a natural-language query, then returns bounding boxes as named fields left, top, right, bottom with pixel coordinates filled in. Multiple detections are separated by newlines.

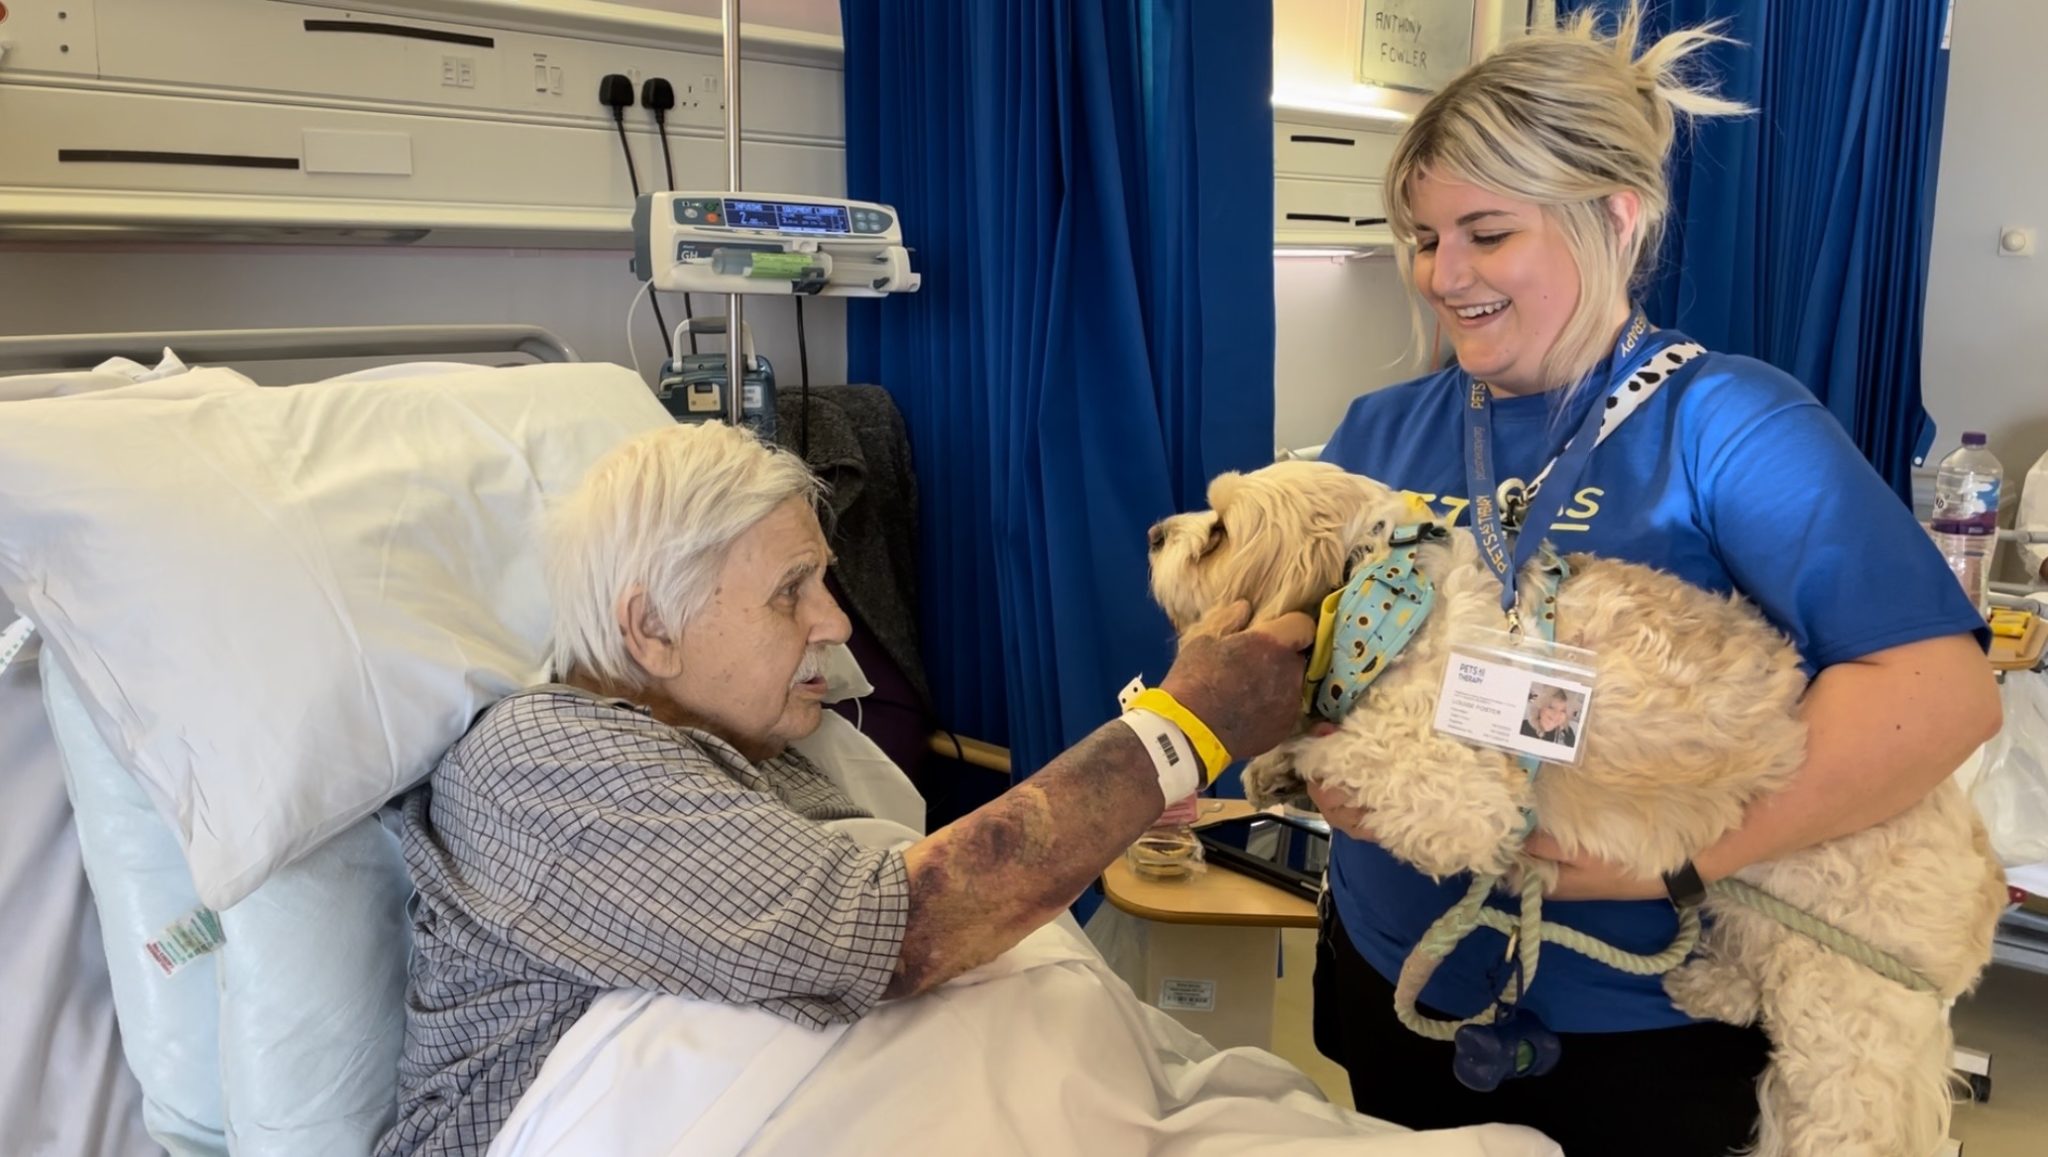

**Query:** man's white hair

left=544, top=421, right=823, bottom=688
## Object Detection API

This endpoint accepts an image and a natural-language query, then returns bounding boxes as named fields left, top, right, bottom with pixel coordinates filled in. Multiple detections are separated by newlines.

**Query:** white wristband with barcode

left=1119, top=707, right=1201, bottom=804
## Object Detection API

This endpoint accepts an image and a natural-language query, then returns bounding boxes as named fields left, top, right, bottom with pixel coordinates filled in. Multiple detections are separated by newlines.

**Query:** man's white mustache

left=791, top=648, right=827, bottom=687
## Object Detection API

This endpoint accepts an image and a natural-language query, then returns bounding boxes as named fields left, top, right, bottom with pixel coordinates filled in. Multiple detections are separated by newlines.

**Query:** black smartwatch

left=1662, top=859, right=1707, bottom=910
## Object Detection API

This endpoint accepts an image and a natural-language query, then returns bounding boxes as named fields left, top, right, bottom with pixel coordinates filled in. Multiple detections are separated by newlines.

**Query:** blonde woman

left=1518, top=685, right=1576, bottom=748
left=1305, top=8, right=1998, bottom=1154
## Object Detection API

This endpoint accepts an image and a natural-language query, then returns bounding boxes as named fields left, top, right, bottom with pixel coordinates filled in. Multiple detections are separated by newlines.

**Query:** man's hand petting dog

left=1159, top=600, right=1315, bottom=761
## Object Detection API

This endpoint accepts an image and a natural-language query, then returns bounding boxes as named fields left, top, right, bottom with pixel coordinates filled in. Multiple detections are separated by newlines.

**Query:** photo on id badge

left=1434, top=641, right=1593, bottom=765
left=1519, top=681, right=1585, bottom=759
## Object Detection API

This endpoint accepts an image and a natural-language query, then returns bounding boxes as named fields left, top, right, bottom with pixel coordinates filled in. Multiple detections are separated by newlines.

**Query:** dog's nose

left=1147, top=522, right=1167, bottom=552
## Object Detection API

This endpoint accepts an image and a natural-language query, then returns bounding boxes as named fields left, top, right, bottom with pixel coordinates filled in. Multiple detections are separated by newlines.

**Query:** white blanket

left=490, top=822, right=1557, bottom=1157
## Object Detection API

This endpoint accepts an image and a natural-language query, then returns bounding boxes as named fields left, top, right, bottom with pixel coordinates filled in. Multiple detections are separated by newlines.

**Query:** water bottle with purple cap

left=1930, top=432, right=2003, bottom=615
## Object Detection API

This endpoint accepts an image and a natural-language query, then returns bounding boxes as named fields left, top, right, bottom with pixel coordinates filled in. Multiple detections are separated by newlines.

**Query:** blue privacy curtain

left=1566, top=0, right=1952, bottom=499
left=840, top=1, right=1275, bottom=783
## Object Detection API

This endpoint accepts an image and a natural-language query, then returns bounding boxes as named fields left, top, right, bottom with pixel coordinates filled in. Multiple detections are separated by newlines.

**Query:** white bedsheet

left=0, top=640, right=157, bottom=1157
left=490, top=824, right=1557, bottom=1157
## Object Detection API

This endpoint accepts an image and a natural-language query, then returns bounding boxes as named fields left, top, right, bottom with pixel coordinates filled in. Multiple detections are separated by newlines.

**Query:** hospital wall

left=651, top=0, right=839, bottom=36
left=1267, top=0, right=1528, bottom=455
left=1920, top=0, right=2048, bottom=495
left=1274, top=257, right=1420, bottom=454
left=0, top=0, right=848, bottom=388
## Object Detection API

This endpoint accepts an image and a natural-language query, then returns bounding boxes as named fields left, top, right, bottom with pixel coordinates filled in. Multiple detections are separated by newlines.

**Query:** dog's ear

left=1336, top=506, right=1395, bottom=575
left=1200, top=472, right=1251, bottom=562
left=1342, top=475, right=1423, bottom=543
left=1343, top=541, right=1377, bottom=578
left=1207, top=471, right=1246, bottom=508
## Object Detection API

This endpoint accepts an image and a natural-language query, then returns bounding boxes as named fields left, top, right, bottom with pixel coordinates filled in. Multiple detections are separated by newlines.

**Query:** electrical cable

left=625, top=279, right=654, bottom=383
left=601, top=74, right=671, bottom=362
left=795, top=295, right=812, bottom=458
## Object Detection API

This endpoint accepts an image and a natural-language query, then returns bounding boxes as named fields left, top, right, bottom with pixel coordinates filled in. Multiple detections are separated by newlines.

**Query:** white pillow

left=792, top=711, right=925, bottom=836
left=0, top=353, right=248, bottom=1157
left=216, top=811, right=411, bottom=1157
left=1, top=647, right=158, bottom=1157
left=0, top=363, right=672, bottom=908
left=51, top=650, right=416, bottom=1157
left=44, top=658, right=230, bottom=1157
left=311, top=362, right=498, bottom=384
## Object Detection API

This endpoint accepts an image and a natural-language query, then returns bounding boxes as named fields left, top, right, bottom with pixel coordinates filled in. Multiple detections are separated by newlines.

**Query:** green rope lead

left=1707, top=877, right=1937, bottom=995
left=1395, top=868, right=1704, bottom=1042
left=1393, top=866, right=1940, bottom=1042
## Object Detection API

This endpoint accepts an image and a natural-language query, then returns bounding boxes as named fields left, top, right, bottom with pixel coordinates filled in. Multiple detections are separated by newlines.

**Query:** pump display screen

left=723, top=199, right=850, bottom=234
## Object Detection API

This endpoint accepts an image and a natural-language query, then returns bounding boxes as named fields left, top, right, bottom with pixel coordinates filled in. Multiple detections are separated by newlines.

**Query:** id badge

left=1434, top=628, right=1596, bottom=766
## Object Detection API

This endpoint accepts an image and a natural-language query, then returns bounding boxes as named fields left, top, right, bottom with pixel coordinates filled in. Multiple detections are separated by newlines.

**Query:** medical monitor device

left=632, top=192, right=921, bottom=297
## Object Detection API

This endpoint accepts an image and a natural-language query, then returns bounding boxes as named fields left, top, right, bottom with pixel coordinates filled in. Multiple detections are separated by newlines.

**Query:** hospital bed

left=0, top=325, right=1559, bottom=1157
left=0, top=323, right=931, bottom=1157
left=0, top=324, right=585, bottom=1157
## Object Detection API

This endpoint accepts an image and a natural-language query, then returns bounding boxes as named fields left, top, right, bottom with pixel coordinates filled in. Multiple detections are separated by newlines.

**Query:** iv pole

left=722, top=0, right=745, bottom=425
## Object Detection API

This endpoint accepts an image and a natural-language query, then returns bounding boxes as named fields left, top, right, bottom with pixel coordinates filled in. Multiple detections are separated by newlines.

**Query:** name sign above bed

left=1358, top=0, right=1477, bottom=93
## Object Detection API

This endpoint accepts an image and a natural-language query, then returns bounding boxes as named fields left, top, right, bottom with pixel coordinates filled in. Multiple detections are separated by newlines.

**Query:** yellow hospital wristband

left=1128, top=688, right=1231, bottom=784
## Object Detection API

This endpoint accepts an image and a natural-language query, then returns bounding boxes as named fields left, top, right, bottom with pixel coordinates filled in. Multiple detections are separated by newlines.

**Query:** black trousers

left=1313, top=903, right=1771, bottom=1157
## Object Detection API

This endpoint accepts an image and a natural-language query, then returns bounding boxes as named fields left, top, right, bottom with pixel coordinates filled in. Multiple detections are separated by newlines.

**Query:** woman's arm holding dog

left=1531, top=633, right=2000, bottom=900
left=885, top=604, right=1315, bottom=997
left=1694, top=633, right=1999, bottom=879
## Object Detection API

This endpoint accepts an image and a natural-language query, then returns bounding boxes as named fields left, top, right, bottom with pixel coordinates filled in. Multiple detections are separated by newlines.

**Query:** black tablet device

left=1194, top=811, right=1329, bottom=902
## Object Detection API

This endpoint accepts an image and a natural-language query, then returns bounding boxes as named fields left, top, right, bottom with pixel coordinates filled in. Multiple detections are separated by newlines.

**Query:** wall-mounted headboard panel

left=0, top=0, right=846, bottom=248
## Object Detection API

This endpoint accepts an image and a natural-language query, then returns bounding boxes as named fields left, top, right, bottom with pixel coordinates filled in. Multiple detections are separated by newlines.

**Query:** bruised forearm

left=885, top=721, right=1165, bottom=998
left=880, top=606, right=1317, bottom=998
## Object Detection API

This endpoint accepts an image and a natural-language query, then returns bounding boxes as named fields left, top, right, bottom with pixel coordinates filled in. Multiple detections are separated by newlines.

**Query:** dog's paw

left=1242, top=747, right=1310, bottom=810
left=1664, top=955, right=1761, bottom=1027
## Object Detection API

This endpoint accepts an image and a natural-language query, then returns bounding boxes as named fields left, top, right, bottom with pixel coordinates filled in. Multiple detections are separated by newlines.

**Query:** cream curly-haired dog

left=1149, top=460, right=2005, bottom=1157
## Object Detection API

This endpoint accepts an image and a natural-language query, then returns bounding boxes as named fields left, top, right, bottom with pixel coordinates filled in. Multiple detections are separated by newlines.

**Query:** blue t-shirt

left=1321, top=343, right=1984, bottom=1033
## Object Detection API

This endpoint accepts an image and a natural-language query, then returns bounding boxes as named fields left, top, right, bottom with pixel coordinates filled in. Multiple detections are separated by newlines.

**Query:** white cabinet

left=1276, top=122, right=1397, bottom=181
left=1273, top=114, right=1401, bottom=249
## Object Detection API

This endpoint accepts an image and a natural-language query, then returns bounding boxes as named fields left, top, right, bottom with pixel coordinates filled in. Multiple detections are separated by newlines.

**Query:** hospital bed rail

left=928, top=730, right=1012, bottom=775
left=0, top=324, right=578, bottom=374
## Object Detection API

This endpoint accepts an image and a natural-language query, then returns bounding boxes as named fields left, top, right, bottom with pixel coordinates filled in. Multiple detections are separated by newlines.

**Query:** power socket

left=676, top=73, right=723, bottom=113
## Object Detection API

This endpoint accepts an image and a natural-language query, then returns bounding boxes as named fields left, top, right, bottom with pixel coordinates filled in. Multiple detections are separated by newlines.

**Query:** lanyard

left=1463, top=312, right=1681, bottom=627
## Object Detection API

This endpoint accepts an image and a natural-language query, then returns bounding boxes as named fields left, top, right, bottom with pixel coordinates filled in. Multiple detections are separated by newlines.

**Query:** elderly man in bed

left=375, top=422, right=1314, bottom=1157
